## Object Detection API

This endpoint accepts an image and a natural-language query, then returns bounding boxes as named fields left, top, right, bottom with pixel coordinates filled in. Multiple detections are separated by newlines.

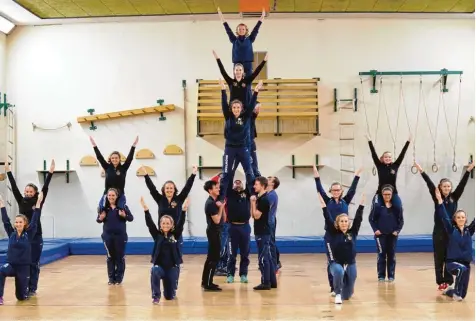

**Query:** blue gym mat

left=1, top=234, right=459, bottom=266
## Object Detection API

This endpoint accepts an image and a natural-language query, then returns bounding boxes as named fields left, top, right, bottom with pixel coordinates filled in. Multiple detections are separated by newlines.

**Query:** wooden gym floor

left=0, top=253, right=474, bottom=320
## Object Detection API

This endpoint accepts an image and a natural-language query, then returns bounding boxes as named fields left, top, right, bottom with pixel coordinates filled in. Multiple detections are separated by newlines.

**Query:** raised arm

left=343, top=168, right=362, bottom=204
left=367, top=138, right=381, bottom=166
left=468, top=219, right=475, bottom=236
left=451, top=162, right=474, bottom=201
left=394, top=138, right=411, bottom=167
left=5, top=162, right=23, bottom=204
left=122, top=136, right=139, bottom=172
left=40, top=159, right=55, bottom=208
left=415, top=162, right=438, bottom=204
left=213, top=51, right=234, bottom=85
left=175, top=210, right=187, bottom=239
left=178, top=167, right=198, bottom=202
left=435, top=188, right=453, bottom=235
left=218, top=8, right=237, bottom=43
left=249, top=17, right=263, bottom=42
left=1, top=203, right=14, bottom=237
left=313, top=165, right=330, bottom=203
left=140, top=166, right=162, bottom=204
left=243, top=82, right=262, bottom=118
left=351, top=194, right=366, bottom=236
left=246, top=55, right=267, bottom=83
left=318, top=194, right=335, bottom=231
left=26, top=192, right=43, bottom=240
left=90, top=137, right=109, bottom=169
left=221, top=83, right=231, bottom=119
left=141, top=197, right=159, bottom=238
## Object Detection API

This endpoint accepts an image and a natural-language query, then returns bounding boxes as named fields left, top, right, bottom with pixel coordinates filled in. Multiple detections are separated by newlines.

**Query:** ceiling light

left=0, top=15, right=15, bottom=34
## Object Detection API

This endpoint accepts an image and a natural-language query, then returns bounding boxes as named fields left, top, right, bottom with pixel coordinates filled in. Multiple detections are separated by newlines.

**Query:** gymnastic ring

left=431, top=163, right=439, bottom=173
left=452, top=163, right=458, bottom=172
left=372, top=167, right=377, bottom=176
left=411, top=165, right=418, bottom=174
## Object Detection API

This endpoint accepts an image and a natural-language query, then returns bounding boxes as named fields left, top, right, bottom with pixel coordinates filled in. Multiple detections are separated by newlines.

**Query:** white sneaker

left=453, top=294, right=463, bottom=301
left=330, top=291, right=336, bottom=297
left=335, top=294, right=342, bottom=304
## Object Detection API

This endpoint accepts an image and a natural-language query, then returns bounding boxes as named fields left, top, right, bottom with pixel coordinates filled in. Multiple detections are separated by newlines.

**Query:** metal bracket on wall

left=87, top=109, right=97, bottom=130
left=359, top=69, right=463, bottom=93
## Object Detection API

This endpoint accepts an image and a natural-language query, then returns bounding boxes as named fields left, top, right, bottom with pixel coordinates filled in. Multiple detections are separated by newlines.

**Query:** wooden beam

left=77, top=105, right=176, bottom=123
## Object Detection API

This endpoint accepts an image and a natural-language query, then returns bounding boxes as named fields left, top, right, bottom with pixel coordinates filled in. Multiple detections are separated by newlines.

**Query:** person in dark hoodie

left=217, top=7, right=265, bottom=76
left=225, top=179, right=251, bottom=284
left=369, top=185, right=404, bottom=282
left=90, top=135, right=138, bottom=211
left=96, top=188, right=134, bottom=285
left=313, top=165, right=361, bottom=295
left=434, top=188, right=474, bottom=301
left=366, top=134, right=411, bottom=209
left=141, top=196, right=187, bottom=305
left=217, top=80, right=262, bottom=202
left=319, top=193, right=365, bottom=305
left=5, top=160, right=54, bottom=297
left=0, top=192, right=43, bottom=305
left=414, top=161, right=474, bottom=291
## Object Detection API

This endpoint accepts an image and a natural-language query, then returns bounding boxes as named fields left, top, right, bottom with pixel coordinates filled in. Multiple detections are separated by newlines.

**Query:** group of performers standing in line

left=0, top=9, right=474, bottom=306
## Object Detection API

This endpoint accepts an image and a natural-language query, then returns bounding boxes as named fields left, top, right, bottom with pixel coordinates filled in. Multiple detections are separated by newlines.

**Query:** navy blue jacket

left=94, top=145, right=135, bottom=194
left=2, top=207, right=41, bottom=265
left=267, top=190, right=278, bottom=227
left=7, top=171, right=52, bottom=237
left=226, top=181, right=251, bottom=223
left=223, top=21, right=262, bottom=63
left=217, top=58, right=266, bottom=106
left=369, top=204, right=404, bottom=234
left=145, top=210, right=186, bottom=266
left=144, top=173, right=196, bottom=225
left=323, top=205, right=364, bottom=265
left=97, top=205, right=134, bottom=234
left=369, top=140, right=410, bottom=194
left=315, top=176, right=360, bottom=231
left=222, top=90, right=258, bottom=147
left=421, top=171, right=470, bottom=233
left=437, top=204, right=475, bottom=263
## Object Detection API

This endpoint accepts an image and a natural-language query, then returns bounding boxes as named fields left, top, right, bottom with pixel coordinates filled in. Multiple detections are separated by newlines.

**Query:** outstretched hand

left=192, top=165, right=198, bottom=175
left=219, top=78, right=226, bottom=90
left=255, top=80, right=263, bottom=92
left=36, top=191, right=44, bottom=207
left=212, top=50, right=218, bottom=59
left=89, top=136, right=97, bottom=147
left=413, top=162, right=423, bottom=173
left=183, top=198, right=190, bottom=211
left=467, top=161, right=475, bottom=172
left=140, top=196, right=148, bottom=211
left=360, top=193, right=366, bottom=205
left=259, top=8, right=266, bottom=22
left=318, top=194, right=326, bottom=208
left=312, top=164, right=319, bottom=178
left=133, top=136, right=139, bottom=147
left=49, top=159, right=56, bottom=173
left=217, top=7, right=225, bottom=22
left=0, top=194, right=4, bottom=208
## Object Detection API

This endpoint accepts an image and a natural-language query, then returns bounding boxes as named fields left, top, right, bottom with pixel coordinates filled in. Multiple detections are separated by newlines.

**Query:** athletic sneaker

left=378, top=278, right=385, bottom=282
left=152, top=298, right=160, bottom=305
left=453, top=294, right=463, bottom=301
left=330, top=291, right=336, bottom=297
left=214, top=270, right=227, bottom=277
left=438, top=283, right=448, bottom=291
left=240, top=275, right=248, bottom=283
left=335, top=294, right=342, bottom=304
left=388, top=278, right=395, bottom=283
left=29, top=291, right=37, bottom=297
left=0, top=297, right=3, bottom=305
left=203, top=286, right=222, bottom=292
left=226, top=276, right=234, bottom=283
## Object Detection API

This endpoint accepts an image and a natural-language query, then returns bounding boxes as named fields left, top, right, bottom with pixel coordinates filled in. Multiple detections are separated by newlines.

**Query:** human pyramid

left=0, top=8, right=474, bottom=307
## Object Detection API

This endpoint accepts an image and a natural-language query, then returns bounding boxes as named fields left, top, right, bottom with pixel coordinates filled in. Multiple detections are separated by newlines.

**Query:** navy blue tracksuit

left=420, top=170, right=470, bottom=286
left=254, top=192, right=277, bottom=287
left=146, top=209, right=185, bottom=300
left=267, top=190, right=279, bottom=267
left=232, top=113, right=260, bottom=177
left=97, top=206, right=134, bottom=284
left=315, top=175, right=360, bottom=291
left=369, top=204, right=404, bottom=279
left=0, top=207, right=41, bottom=300
left=437, top=204, right=474, bottom=299
left=94, top=145, right=135, bottom=211
left=226, top=183, right=251, bottom=277
left=323, top=205, right=364, bottom=299
left=219, top=90, right=259, bottom=201
left=7, top=171, right=52, bottom=294
left=223, top=21, right=262, bottom=76
left=368, top=140, right=410, bottom=209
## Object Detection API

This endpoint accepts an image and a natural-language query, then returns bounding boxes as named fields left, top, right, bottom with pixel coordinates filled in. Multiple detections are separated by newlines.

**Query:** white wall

left=5, top=18, right=475, bottom=238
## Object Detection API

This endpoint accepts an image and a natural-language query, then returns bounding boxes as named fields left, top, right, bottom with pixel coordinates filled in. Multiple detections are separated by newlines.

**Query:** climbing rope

left=371, top=78, right=384, bottom=176
left=421, top=78, right=442, bottom=173
left=360, top=77, right=372, bottom=138
left=441, top=75, right=462, bottom=172
left=379, top=77, right=397, bottom=156
left=411, top=77, right=423, bottom=174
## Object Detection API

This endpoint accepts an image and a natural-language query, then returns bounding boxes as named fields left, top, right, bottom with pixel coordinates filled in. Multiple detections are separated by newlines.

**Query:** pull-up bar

left=359, top=69, right=463, bottom=93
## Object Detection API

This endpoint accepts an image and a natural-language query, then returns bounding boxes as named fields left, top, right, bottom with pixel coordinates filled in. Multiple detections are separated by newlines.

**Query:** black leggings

left=201, top=228, right=221, bottom=287
left=432, top=232, right=453, bottom=285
